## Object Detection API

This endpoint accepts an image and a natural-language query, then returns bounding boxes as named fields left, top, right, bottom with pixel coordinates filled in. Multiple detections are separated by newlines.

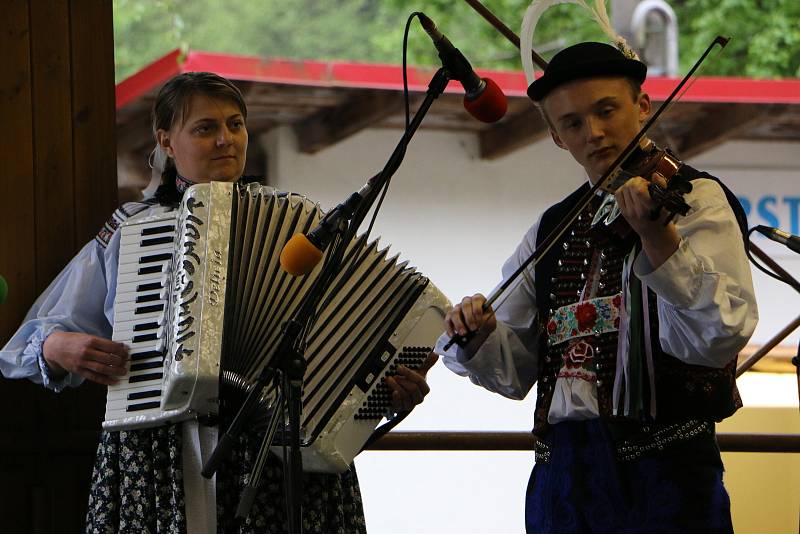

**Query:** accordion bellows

left=105, top=182, right=449, bottom=472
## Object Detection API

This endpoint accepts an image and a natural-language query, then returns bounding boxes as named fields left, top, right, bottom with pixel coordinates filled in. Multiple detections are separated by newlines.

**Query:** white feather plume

left=520, top=0, right=639, bottom=87
left=521, top=0, right=587, bottom=85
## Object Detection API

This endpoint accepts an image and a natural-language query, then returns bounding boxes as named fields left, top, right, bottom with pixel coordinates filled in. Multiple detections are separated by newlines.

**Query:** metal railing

left=369, top=431, right=800, bottom=453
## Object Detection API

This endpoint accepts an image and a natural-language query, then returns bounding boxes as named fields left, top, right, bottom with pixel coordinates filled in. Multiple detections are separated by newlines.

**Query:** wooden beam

left=0, top=0, right=36, bottom=341
left=70, top=0, right=118, bottom=243
left=294, top=90, right=401, bottom=154
left=31, top=0, right=76, bottom=291
left=676, top=103, right=770, bottom=159
left=478, top=107, right=550, bottom=160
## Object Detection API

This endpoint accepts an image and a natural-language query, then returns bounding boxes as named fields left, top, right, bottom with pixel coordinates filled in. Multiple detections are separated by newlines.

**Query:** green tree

left=676, top=0, right=800, bottom=77
left=113, top=0, right=800, bottom=82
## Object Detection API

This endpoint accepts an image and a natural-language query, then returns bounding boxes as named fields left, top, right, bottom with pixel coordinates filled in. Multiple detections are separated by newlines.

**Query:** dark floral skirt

left=85, top=424, right=366, bottom=533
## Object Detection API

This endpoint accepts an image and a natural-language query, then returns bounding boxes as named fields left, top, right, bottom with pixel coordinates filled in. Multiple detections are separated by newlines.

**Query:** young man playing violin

left=437, top=42, right=757, bottom=533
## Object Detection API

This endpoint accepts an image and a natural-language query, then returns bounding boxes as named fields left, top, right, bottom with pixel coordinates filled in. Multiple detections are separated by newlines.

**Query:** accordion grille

left=220, top=184, right=426, bottom=444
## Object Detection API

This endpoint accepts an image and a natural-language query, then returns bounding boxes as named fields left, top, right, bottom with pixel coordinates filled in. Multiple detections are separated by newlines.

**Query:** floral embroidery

left=547, top=292, right=622, bottom=346
left=175, top=174, right=196, bottom=194
left=557, top=339, right=598, bottom=382
left=575, top=302, right=598, bottom=330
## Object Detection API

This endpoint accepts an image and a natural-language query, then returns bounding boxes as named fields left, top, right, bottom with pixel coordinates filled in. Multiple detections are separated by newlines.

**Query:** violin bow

left=463, top=0, right=549, bottom=69
left=443, top=0, right=728, bottom=349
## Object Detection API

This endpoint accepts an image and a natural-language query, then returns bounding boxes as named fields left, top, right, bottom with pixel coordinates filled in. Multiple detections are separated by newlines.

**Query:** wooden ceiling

left=117, top=64, right=800, bottom=172
left=116, top=78, right=800, bottom=164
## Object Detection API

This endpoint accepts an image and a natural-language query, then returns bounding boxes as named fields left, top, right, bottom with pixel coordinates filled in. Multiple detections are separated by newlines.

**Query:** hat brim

left=528, top=59, right=647, bottom=102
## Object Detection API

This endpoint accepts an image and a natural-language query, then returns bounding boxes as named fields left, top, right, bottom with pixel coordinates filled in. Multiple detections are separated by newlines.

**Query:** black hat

left=527, top=42, right=647, bottom=102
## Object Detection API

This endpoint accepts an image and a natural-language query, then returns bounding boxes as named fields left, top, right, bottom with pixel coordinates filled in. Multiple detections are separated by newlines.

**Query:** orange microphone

left=279, top=176, right=379, bottom=276
left=280, top=233, right=325, bottom=276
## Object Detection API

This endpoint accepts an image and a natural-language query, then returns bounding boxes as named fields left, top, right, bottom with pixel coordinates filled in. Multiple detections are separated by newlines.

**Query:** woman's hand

left=385, top=352, right=438, bottom=413
left=43, top=331, right=129, bottom=386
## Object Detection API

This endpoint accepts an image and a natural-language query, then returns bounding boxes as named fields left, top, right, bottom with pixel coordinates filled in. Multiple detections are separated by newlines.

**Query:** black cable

left=746, top=227, right=800, bottom=292
left=364, top=12, right=420, bottom=239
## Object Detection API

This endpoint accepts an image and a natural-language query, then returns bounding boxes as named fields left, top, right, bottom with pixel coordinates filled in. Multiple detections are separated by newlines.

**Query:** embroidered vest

left=532, top=167, right=746, bottom=438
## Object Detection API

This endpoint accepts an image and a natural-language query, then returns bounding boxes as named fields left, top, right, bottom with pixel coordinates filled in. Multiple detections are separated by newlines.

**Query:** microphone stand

left=747, top=239, right=800, bottom=410
left=201, top=66, right=452, bottom=533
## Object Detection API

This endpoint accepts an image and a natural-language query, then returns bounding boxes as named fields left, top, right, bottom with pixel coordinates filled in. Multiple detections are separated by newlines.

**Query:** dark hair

left=152, top=72, right=248, bottom=204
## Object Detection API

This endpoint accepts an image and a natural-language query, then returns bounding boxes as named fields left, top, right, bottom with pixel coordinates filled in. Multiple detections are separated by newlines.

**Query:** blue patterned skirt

left=525, top=419, right=733, bottom=534
left=85, top=424, right=366, bottom=533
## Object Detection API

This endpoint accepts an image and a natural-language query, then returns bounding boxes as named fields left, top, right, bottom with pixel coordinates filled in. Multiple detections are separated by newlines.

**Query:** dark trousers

left=525, top=419, right=734, bottom=534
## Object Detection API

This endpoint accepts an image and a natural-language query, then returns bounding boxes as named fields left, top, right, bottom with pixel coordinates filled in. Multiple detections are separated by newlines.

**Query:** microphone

left=0, top=275, right=6, bottom=304
left=280, top=176, right=377, bottom=276
left=418, top=13, right=508, bottom=123
left=754, top=225, right=800, bottom=254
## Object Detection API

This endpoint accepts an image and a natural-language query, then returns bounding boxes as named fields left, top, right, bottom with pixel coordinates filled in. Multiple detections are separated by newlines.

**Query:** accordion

left=104, top=181, right=449, bottom=472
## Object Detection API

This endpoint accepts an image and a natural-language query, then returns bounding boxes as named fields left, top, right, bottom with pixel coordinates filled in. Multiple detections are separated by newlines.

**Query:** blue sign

left=737, top=195, right=800, bottom=235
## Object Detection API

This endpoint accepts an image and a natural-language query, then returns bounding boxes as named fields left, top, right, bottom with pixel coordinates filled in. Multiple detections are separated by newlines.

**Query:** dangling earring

left=147, top=145, right=158, bottom=169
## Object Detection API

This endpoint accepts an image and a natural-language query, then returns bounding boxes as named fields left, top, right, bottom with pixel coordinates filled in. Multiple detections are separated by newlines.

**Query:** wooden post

left=0, top=1, right=117, bottom=532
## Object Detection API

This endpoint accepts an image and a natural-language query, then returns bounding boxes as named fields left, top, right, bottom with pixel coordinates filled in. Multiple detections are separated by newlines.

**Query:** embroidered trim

left=616, top=420, right=712, bottom=461
left=556, top=369, right=598, bottom=382
left=95, top=205, right=132, bottom=248
left=547, top=293, right=622, bottom=346
left=175, top=173, right=196, bottom=194
left=556, top=339, right=597, bottom=381
left=534, top=437, right=551, bottom=464
left=94, top=202, right=152, bottom=248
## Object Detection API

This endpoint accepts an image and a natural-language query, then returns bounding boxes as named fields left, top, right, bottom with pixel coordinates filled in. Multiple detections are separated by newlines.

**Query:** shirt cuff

left=32, top=328, right=75, bottom=392
left=634, top=238, right=702, bottom=308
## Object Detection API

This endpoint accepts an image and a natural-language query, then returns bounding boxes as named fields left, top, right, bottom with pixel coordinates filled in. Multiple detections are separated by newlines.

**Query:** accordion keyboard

left=104, top=213, right=177, bottom=425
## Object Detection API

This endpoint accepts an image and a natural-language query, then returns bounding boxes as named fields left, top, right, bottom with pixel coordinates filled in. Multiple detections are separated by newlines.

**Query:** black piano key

left=141, top=224, right=175, bottom=236
left=136, top=281, right=163, bottom=292
left=139, top=253, right=172, bottom=264
left=135, top=304, right=164, bottom=314
left=130, top=350, right=163, bottom=361
left=129, top=372, right=163, bottom=384
left=130, top=361, right=163, bottom=372
left=138, top=265, right=163, bottom=275
left=135, top=293, right=161, bottom=303
left=133, top=322, right=159, bottom=332
left=140, top=236, right=173, bottom=247
left=126, top=401, right=161, bottom=412
left=132, top=333, right=158, bottom=343
left=127, top=389, right=161, bottom=401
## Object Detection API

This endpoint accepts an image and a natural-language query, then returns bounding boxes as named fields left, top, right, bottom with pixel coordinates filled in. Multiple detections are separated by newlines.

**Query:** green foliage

left=113, top=0, right=800, bottom=82
left=676, top=0, right=800, bottom=77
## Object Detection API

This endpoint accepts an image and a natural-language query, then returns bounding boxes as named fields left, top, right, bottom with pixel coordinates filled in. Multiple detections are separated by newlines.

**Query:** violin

left=591, top=138, right=693, bottom=241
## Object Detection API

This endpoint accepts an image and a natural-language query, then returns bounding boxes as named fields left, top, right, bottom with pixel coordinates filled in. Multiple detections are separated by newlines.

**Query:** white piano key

left=114, top=287, right=169, bottom=305
left=118, top=247, right=174, bottom=266
left=116, top=272, right=169, bottom=292
left=118, top=260, right=170, bottom=276
left=115, top=299, right=167, bottom=316
left=113, top=310, right=165, bottom=329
